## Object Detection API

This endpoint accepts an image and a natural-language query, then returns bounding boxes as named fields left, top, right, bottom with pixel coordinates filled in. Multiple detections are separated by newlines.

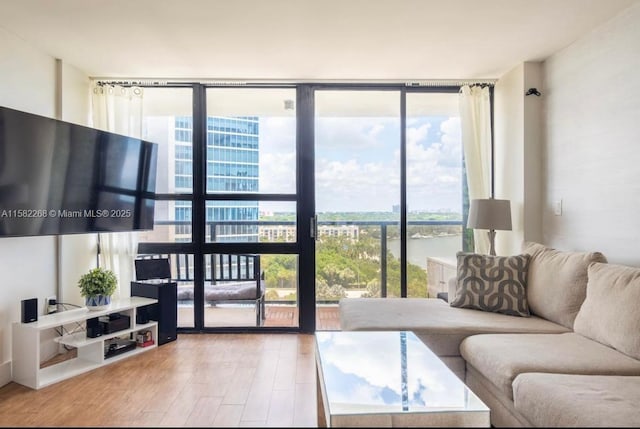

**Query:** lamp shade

left=467, top=198, right=512, bottom=231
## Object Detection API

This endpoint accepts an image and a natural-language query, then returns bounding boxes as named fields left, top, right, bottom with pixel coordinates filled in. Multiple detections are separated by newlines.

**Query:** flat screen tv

left=0, top=106, right=157, bottom=237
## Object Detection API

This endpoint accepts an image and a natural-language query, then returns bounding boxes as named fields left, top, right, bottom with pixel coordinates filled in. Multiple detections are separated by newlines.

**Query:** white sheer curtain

left=90, top=83, right=144, bottom=299
left=459, top=85, right=492, bottom=254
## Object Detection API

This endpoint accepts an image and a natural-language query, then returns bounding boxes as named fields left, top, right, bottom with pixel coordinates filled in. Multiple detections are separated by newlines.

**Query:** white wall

left=0, top=27, right=93, bottom=386
left=494, top=62, right=543, bottom=256
left=59, top=62, right=98, bottom=308
left=542, top=3, right=640, bottom=265
left=0, top=26, right=57, bottom=386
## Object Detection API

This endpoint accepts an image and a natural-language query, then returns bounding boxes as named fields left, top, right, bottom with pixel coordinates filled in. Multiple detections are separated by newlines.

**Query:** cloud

left=315, top=157, right=399, bottom=212
left=315, top=116, right=463, bottom=212
left=258, top=116, right=296, bottom=195
left=257, top=114, right=463, bottom=213
left=404, top=117, right=463, bottom=211
left=260, top=117, right=296, bottom=151
left=316, top=117, right=398, bottom=152
left=260, top=150, right=296, bottom=193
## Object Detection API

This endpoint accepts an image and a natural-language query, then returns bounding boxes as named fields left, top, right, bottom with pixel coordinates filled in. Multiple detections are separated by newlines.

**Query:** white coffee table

left=315, top=331, right=490, bottom=427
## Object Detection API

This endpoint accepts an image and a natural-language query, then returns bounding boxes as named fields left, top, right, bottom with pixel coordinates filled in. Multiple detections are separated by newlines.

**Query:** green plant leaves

left=78, top=267, right=118, bottom=297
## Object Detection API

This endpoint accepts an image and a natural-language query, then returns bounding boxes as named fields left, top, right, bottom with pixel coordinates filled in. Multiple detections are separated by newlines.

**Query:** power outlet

left=45, top=295, right=57, bottom=314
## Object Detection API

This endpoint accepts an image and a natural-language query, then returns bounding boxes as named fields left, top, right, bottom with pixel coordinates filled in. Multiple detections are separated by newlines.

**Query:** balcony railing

left=142, top=219, right=463, bottom=299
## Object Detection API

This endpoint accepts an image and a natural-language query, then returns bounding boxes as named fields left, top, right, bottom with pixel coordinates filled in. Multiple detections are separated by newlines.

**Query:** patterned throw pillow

left=450, top=252, right=531, bottom=317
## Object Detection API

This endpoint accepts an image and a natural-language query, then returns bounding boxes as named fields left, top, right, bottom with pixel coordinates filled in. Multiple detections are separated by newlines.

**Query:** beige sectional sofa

left=339, top=242, right=640, bottom=427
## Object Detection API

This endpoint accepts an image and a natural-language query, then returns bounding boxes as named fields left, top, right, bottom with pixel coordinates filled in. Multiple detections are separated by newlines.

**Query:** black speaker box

left=135, top=258, right=171, bottom=281
left=86, top=317, right=102, bottom=338
left=21, top=298, right=38, bottom=323
left=131, top=281, right=177, bottom=345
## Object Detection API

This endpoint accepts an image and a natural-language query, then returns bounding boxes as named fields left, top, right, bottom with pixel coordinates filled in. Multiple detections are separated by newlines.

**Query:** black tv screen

left=0, top=106, right=157, bottom=237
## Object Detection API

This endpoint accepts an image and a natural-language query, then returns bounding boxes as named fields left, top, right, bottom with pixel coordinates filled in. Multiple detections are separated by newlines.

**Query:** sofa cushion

left=177, top=281, right=264, bottom=302
left=513, top=373, right=640, bottom=427
left=450, top=252, right=530, bottom=317
left=522, top=241, right=607, bottom=329
left=574, top=262, right=640, bottom=360
left=339, top=298, right=568, bottom=356
left=177, top=285, right=193, bottom=301
left=460, top=333, right=640, bottom=400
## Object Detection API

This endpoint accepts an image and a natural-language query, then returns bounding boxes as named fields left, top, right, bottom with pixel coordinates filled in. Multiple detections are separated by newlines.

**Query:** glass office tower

left=174, top=116, right=260, bottom=242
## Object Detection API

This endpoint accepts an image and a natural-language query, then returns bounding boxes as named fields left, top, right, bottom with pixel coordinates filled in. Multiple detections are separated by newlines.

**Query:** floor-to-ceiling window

left=405, top=91, right=464, bottom=298
left=311, top=86, right=468, bottom=328
left=314, top=89, right=402, bottom=316
left=203, top=87, right=299, bottom=329
left=135, top=83, right=475, bottom=333
left=136, top=87, right=196, bottom=328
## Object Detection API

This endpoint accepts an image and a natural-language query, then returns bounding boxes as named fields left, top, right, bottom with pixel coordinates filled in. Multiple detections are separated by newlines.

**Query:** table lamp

left=467, top=198, right=512, bottom=256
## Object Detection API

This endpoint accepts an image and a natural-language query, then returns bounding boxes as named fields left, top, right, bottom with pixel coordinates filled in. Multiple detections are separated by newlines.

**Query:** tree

left=316, top=279, right=347, bottom=300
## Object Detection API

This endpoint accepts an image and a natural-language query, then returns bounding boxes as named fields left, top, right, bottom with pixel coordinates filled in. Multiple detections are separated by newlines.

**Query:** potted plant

left=78, top=267, right=118, bottom=310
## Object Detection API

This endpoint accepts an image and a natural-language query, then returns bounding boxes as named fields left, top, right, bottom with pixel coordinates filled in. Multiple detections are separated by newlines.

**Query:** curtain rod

left=92, top=78, right=497, bottom=87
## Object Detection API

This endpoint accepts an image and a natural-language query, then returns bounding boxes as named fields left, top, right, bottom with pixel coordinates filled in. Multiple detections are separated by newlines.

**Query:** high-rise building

left=139, top=114, right=260, bottom=245
left=173, top=115, right=260, bottom=243
left=208, top=116, right=260, bottom=242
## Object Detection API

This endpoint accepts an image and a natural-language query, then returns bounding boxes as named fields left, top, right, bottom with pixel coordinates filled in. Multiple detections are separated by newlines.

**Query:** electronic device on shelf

left=98, top=313, right=130, bottom=334
left=21, top=298, right=38, bottom=323
left=86, top=317, right=102, bottom=338
left=131, top=257, right=177, bottom=346
left=104, top=338, right=136, bottom=359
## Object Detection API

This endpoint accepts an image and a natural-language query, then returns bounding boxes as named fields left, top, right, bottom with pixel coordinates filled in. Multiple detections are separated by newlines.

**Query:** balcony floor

left=264, top=305, right=341, bottom=330
left=178, top=304, right=341, bottom=330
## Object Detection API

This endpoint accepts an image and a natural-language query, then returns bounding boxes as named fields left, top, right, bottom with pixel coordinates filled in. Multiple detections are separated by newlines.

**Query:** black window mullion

left=192, top=83, right=206, bottom=330
left=297, top=84, right=315, bottom=333
left=400, top=88, right=407, bottom=298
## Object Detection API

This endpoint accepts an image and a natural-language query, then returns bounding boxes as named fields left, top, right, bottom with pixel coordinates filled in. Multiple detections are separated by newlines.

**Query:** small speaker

left=21, top=298, right=38, bottom=323
left=136, top=306, right=150, bottom=324
left=86, top=317, right=102, bottom=338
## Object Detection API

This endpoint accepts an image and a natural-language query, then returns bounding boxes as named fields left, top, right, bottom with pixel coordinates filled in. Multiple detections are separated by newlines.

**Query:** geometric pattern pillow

left=450, top=252, right=531, bottom=317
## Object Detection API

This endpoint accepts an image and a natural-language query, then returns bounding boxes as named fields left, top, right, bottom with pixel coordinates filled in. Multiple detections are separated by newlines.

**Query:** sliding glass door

left=314, top=90, right=401, bottom=329
left=203, top=88, right=299, bottom=328
left=312, top=88, right=467, bottom=328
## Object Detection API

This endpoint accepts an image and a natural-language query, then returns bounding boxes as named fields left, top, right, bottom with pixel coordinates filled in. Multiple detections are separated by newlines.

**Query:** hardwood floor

left=0, top=334, right=319, bottom=427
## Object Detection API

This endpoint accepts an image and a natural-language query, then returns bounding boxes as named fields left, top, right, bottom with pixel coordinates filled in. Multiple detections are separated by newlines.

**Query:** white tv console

left=12, top=296, right=158, bottom=390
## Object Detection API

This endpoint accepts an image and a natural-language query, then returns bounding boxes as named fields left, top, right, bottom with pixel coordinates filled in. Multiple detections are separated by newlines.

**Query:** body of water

left=388, top=235, right=462, bottom=269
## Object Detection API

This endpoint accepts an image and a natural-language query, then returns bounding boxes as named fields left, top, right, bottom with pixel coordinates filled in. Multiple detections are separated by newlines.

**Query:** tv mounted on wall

left=0, top=106, right=157, bottom=237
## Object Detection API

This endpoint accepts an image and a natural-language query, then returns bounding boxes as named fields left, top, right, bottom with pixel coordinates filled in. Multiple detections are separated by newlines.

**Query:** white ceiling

left=0, top=0, right=638, bottom=81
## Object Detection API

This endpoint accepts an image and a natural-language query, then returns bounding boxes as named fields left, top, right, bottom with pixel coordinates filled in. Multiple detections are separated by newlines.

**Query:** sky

left=259, top=114, right=463, bottom=214
left=143, top=88, right=464, bottom=215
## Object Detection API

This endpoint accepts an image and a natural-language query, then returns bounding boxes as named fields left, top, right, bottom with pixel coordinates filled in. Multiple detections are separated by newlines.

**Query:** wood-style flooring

left=178, top=305, right=341, bottom=330
left=0, top=333, right=319, bottom=427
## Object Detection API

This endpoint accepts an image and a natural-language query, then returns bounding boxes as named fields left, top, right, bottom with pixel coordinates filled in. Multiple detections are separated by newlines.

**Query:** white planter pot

left=86, top=294, right=112, bottom=311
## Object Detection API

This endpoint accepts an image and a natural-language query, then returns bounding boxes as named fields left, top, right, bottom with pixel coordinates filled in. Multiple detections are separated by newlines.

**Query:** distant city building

left=392, top=204, right=400, bottom=213
left=175, top=116, right=259, bottom=242
left=139, top=115, right=259, bottom=243
left=259, top=224, right=359, bottom=241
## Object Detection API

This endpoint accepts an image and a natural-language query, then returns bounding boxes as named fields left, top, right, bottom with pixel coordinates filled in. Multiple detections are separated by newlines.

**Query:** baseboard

left=0, top=361, right=11, bottom=387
